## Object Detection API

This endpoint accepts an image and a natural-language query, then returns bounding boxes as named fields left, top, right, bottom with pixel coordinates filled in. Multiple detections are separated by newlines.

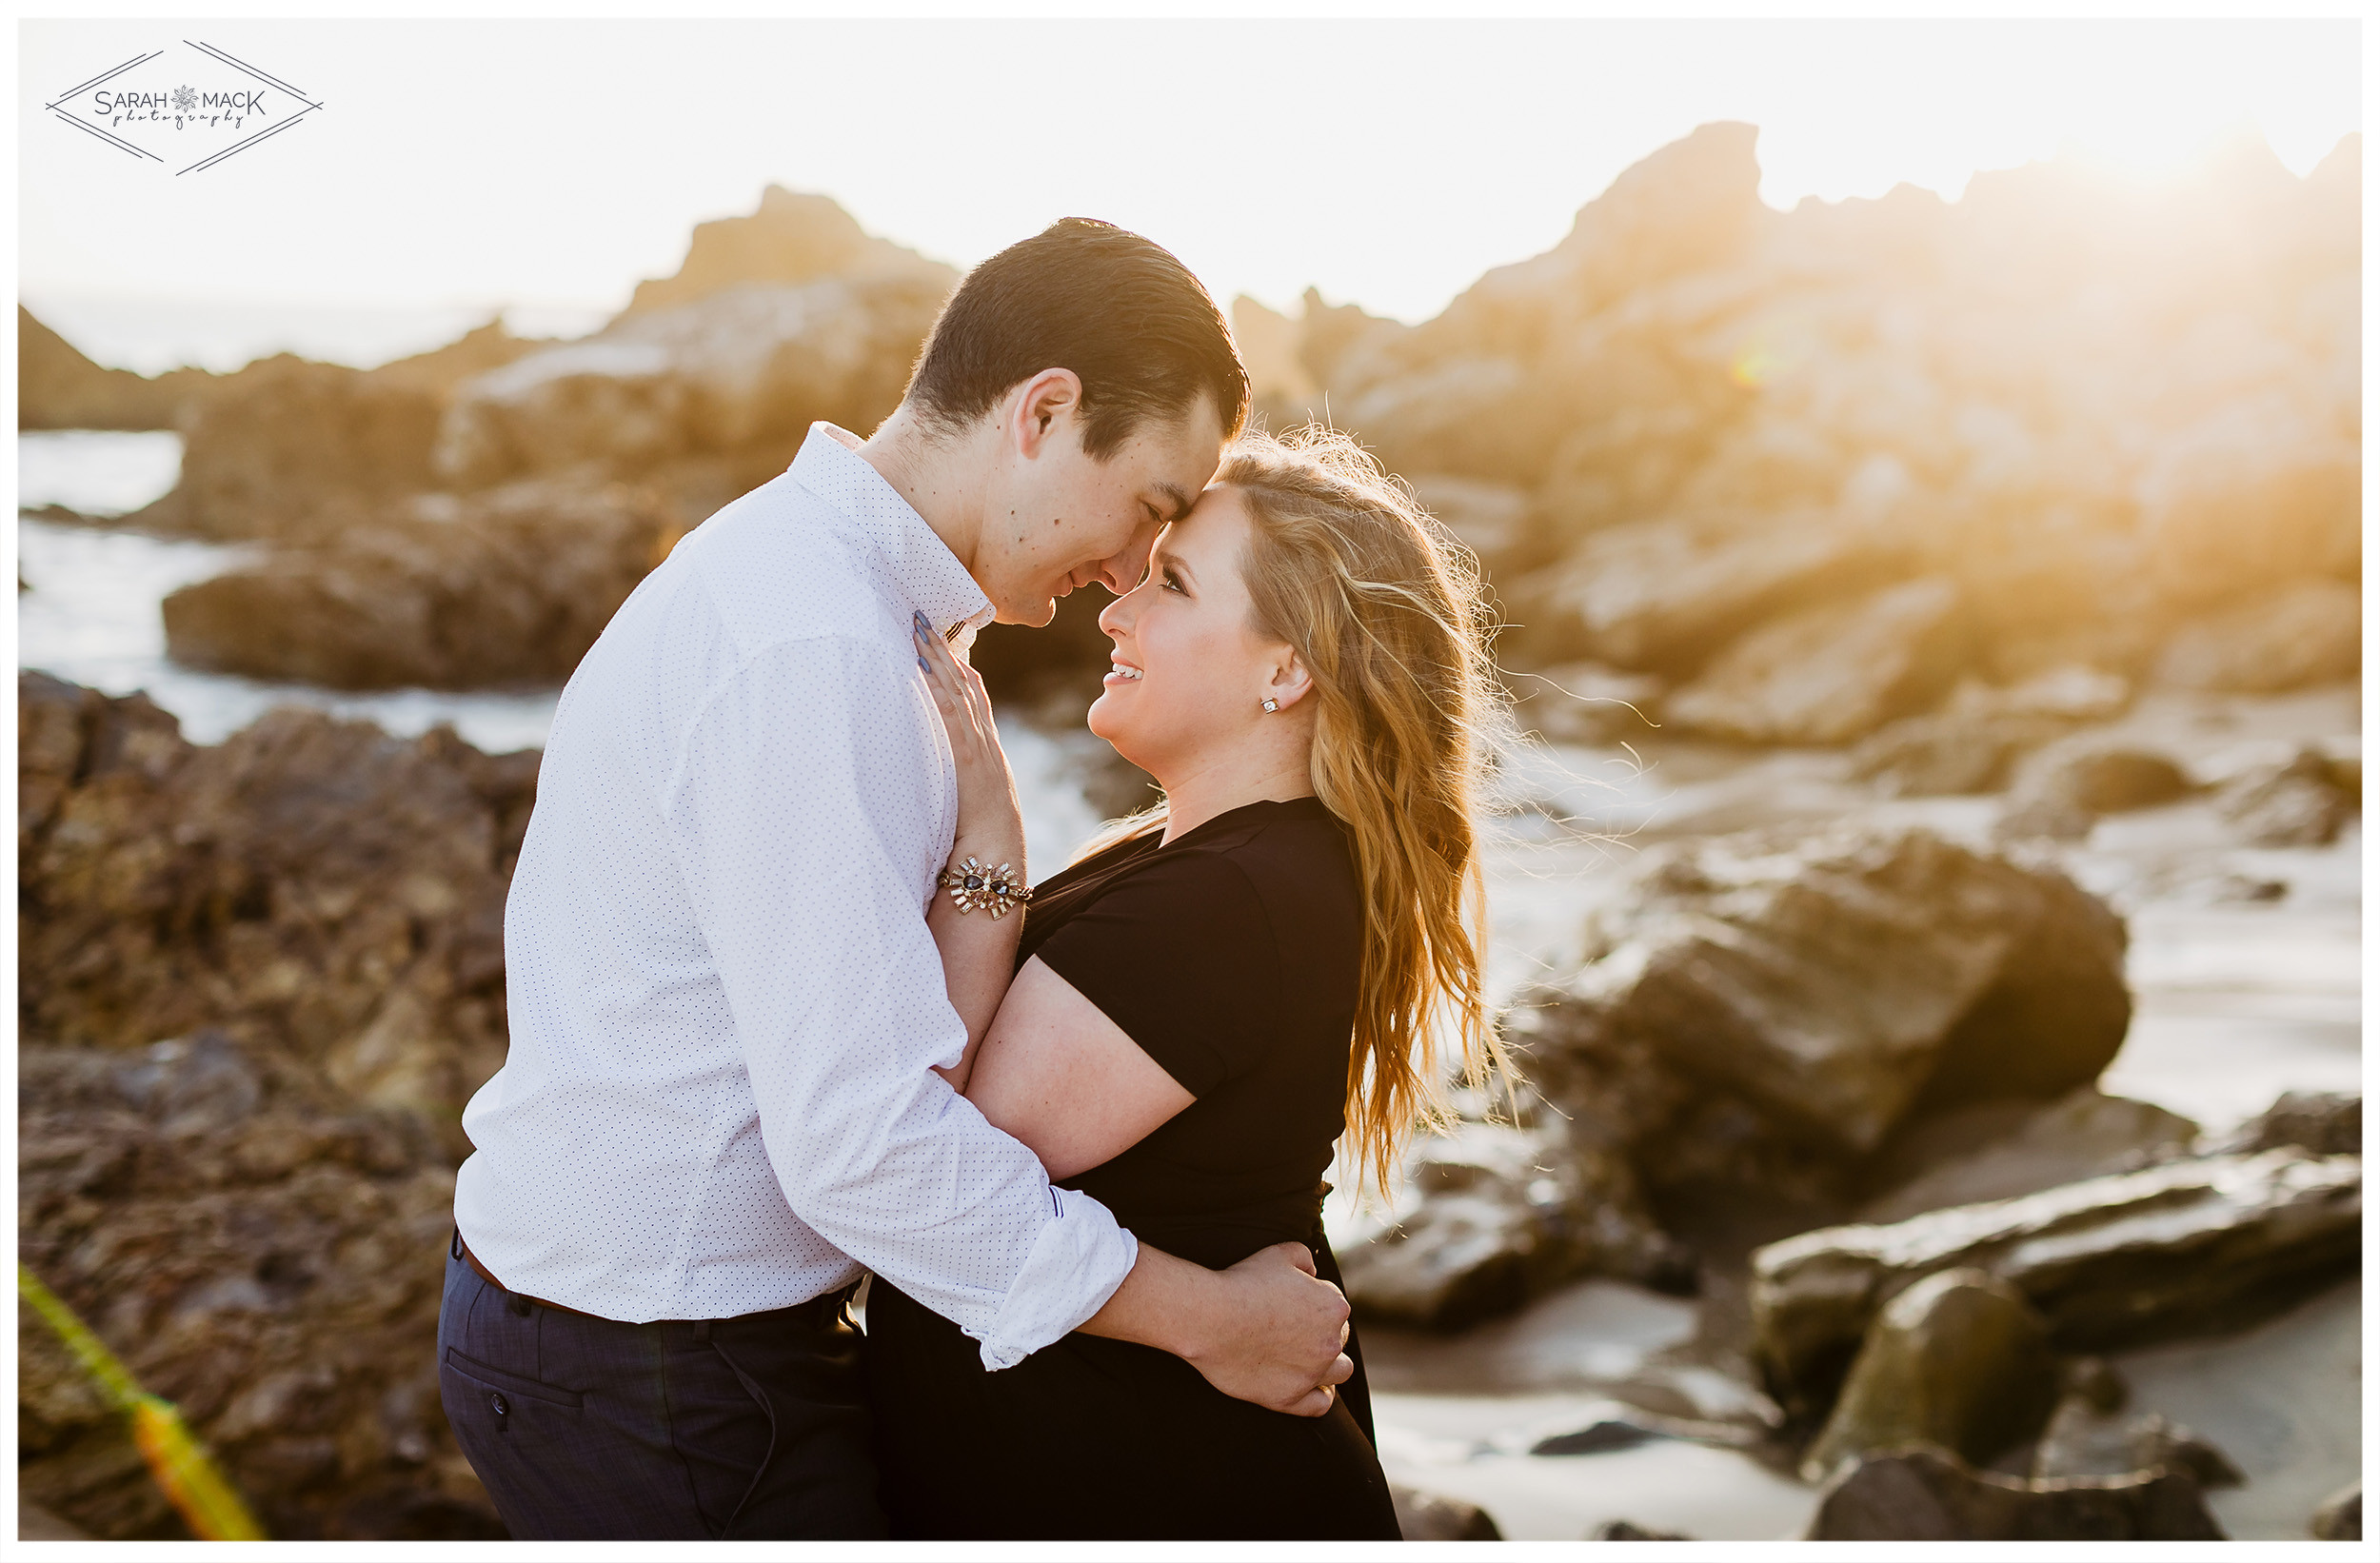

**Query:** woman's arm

left=962, top=955, right=1195, bottom=1179
left=914, top=614, right=1026, bottom=1094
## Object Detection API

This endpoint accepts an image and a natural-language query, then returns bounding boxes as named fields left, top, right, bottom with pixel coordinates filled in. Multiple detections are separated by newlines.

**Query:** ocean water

left=13, top=430, right=1107, bottom=871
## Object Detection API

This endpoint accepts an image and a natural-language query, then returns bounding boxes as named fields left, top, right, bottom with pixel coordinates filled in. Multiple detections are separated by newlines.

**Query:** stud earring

left=1261, top=698, right=1279, bottom=713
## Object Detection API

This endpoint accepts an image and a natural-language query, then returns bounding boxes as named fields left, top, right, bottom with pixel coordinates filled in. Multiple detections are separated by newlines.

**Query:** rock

left=433, top=271, right=953, bottom=492
left=624, top=185, right=953, bottom=315
left=1753, top=1149, right=2363, bottom=1411
left=2213, top=745, right=2355, bottom=846
left=1338, top=1116, right=1693, bottom=1331
left=2212, top=1091, right=2361, bottom=1157
left=17, top=679, right=543, bottom=1535
left=2031, top=1401, right=2243, bottom=1488
left=1407, top=473, right=1539, bottom=571
left=1850, top=667, right=2130, bottom=796
left=2154, top=578, right=2361, bottom=693
left=17, top=673, right=531, bottom=1118
left=1856, top=1088, right=2200, bottom=1225
left=1403, top=824, right=2132, bottom=1320
left=1507, top=660, right=1664, bottom=745
left=1591, top=1519, right=1692, bottom=1540
left=1800, top=1270, right=2058, bottom=1481
left=19, top=306, right=217, bottom=431
left=1550, top=823, right=2131, bottom=1157
left=1532, top=1419, right=1655, bottom=1455
left=1231, top=294, right=1320, bottom=428
left=2310, top=1481, right=2361, bottom=1541
left=18, top=1501, right=91, bottom=1540
left=1807, top=1444, right=2224, bottom=1540
left=18, top=1292, right=178, bottom=1537
left=2136, top=395, right=2361, bottom=612
left=1295, top=287, right=1410, bottom=396
left=1996, top=737, right=2194, bottom=839
left=1664, top=575, right=1969, bottom=745
left=121, top=356, right=448, bottom=544
left=1517, top=509, right=1897, bottom=673
left=2016, top=740, right=2194, bottom=814
left=1390, top=1484, right=1501, bottom=1541
left=19, top=1038, right=502, bottom=1539
left=161, top=478, right=682, bottom=690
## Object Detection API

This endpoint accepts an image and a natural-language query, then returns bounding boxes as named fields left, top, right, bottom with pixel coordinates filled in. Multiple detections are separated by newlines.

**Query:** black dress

left=863, top=796, right=1400, bottom=1540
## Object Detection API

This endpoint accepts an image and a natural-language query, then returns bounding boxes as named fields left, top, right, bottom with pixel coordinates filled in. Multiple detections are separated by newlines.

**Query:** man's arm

left=661, top=637, right=1135, bottom=1366
left=963, top=956, right=1353, bottom=1413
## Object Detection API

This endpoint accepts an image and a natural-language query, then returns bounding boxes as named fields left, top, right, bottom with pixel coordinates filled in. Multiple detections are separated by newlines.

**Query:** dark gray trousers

left=437, top=1243, right=886, bottom=1539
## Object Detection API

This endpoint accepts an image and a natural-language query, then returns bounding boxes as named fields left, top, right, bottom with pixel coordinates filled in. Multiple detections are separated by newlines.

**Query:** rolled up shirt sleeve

left=661, top=634, right=1138, bottom=1368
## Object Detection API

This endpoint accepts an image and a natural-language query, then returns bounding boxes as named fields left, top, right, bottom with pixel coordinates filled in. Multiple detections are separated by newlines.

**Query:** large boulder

left=1799, top=1269, right=2058, bottom=1481
left=1663, top=575, right=1969, bottom=745
left=119, top=357, right=445, bottom=544
left=18, top=679, right=546, bottom=1535
left=1517, top=509, right=1899, bottom=672
left=19, top=306, right=216, bottom=431
left=19, top=1035, right=500, bottom=1539
left=1808, top=1444, right=2224, bottom=1541
left=1548, top=824, right=2131, bottom=1157
left=624, top=185, right=953, bottom=314
left=17, top=674, right=531, bottom=1118
left=160, top=479, right=682, bottom=690
left=1752, top=1150, right=2363, bottom=1411
left=1353, top=825, right=2132, bottom=1324
left=434, top=272, right=953, bottom=491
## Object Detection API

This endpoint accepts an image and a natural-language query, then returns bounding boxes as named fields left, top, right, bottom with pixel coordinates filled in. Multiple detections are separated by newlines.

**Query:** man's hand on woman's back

left=1078, top=1239, right=1354, bottom=1417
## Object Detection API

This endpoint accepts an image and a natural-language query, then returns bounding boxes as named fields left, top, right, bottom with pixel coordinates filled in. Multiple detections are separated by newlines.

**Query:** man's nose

left=1096, top=520, right=1163, bottom=594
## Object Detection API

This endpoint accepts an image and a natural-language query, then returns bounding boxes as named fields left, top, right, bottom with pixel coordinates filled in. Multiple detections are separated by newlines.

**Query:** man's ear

left=1008, top=368, right=1084, bottom=458
left=1263, top=647, right=1316, bottom=712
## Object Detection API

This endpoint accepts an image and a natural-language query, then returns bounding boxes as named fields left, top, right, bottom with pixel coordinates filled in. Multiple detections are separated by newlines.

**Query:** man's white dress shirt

left=454, top=424, right=1138, bottom=1369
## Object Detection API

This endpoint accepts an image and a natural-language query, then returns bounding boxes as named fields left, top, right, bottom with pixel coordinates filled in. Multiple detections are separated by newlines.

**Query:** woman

left=866, top=426, right=1508, bottom=1539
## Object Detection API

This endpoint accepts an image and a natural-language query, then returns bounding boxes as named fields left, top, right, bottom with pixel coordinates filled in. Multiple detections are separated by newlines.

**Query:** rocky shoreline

left=17, top=119, right=2362, bottom=1541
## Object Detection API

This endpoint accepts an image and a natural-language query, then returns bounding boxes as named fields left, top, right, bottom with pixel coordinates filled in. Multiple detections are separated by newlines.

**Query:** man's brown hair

left=903, top=218, right=1250, bottom=459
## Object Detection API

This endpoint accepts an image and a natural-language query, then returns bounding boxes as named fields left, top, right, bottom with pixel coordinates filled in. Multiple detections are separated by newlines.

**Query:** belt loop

left=693, top=1319, right=712, bottom=1344
left=450, top=1224, right=465, bottom=1261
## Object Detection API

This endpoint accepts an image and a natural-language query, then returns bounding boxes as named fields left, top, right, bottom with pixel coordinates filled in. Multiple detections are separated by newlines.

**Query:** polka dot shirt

left=454, top=424, right=1137, bottom=1368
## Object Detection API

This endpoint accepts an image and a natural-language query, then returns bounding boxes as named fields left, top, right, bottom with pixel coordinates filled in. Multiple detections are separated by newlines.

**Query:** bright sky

left=19, top=16, right=2362, bottom=347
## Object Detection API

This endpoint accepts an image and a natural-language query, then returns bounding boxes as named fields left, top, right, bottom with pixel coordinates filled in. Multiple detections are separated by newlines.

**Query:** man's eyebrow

left=1150, top=483, right=1192, bottom=524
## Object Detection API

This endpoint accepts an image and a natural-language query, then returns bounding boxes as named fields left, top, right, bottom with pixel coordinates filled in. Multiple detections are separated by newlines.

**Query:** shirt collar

left=787, top=422, right=995, bottom=644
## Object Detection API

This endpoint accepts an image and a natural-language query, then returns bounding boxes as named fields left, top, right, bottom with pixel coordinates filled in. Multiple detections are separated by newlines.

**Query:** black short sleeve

left=1028, top=849, right=1280, bottom=1098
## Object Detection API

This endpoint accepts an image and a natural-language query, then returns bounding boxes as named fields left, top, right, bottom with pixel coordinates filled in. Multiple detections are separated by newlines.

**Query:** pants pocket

left=442, top=1344, right=585, bottom=1436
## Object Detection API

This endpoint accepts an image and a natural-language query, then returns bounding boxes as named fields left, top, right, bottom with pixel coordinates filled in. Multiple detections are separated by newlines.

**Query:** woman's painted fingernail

left=919, top=656, right=930, bottom=672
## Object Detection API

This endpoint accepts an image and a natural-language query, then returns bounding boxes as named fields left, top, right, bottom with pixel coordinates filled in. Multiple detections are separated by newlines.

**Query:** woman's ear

left=1008, top=368, right=1084, bottom=457
left=1262, top=647, right=1315, bottom=712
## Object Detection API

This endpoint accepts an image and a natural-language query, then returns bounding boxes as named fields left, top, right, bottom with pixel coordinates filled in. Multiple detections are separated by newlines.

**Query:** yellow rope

left=19, top=1262, right=268, bottom=1541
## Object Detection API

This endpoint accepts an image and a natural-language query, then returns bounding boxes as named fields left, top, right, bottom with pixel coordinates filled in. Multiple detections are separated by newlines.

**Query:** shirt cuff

left=971, top=1186, right=1139, bottom=1372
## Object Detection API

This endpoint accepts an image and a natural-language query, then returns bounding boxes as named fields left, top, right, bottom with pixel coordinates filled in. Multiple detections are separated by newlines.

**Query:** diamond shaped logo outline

left=45, top=38, right=325, bottom=175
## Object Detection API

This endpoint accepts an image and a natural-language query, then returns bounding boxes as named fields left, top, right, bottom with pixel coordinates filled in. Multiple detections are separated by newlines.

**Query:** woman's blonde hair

left=1076, top=425, right=1513, bottom=1198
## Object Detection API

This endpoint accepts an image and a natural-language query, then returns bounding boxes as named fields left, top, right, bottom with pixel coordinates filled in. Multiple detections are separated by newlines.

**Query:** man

left=437, top=219, right=1354, bottom=1539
